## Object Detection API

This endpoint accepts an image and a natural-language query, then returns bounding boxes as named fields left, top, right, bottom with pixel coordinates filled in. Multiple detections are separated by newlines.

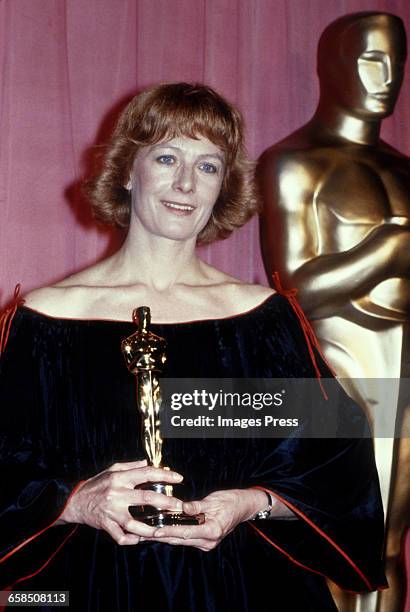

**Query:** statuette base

left=128, top=506, right=205, bottom=527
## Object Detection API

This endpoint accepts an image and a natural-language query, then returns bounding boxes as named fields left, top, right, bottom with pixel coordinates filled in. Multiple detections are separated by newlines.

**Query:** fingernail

left=172, top=473, right=183, bottom=481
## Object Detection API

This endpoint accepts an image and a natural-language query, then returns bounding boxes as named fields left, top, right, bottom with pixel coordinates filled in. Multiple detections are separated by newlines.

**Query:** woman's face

left=129, top=135, right=225, bottom=242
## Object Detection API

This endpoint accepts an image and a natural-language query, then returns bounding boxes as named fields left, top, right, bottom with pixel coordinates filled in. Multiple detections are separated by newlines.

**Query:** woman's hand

left=58, top=460, right=184, bottom=545
left=142, top=488, right=270, bottom=552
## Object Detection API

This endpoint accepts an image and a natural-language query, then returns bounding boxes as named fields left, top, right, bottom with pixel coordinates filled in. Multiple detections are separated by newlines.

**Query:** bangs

left=127, top=84, right=240, bottom=159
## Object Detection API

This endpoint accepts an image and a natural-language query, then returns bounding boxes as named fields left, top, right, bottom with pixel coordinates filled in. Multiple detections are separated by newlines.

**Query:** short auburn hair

left=85, top=82, right=259, bottom=245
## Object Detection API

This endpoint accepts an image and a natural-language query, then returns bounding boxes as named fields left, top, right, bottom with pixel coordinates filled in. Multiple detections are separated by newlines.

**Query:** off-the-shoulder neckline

left=17, top=292, right=281, bottom=326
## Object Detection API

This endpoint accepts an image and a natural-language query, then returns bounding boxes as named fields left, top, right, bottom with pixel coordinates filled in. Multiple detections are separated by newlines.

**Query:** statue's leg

left=314, top=318, right=406, bottom=612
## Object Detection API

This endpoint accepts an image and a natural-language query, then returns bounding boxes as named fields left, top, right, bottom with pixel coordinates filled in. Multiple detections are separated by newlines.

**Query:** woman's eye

left=199, top=162, right=218, bottom=174
left=156, top=155, right=175, bottom=165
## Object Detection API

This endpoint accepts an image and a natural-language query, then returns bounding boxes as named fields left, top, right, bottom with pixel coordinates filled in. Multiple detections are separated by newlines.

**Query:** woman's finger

left=146, top=536, right=214, bottom=550
left=103, top=517, right=141, bottom=546
left=128, top=489, right=183, bottom=511
left=117, top=533, right=142, bottom=546
left=119, top=466, right=183, bottom=487
left=182, top=500, right=204, bottom=515
left=105, top=460, right=148, bottom=472
left=120, top=517, right=159, bottom=538
left=152, top=521, right=217, bottom=541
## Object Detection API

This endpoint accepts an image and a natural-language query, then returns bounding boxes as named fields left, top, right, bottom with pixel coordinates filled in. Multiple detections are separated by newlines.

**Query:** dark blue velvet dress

left=0, top=294, right=387, bottom=611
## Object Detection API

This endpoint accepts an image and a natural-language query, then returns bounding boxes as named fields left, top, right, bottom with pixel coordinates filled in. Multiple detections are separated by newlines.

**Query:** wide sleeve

left=0, top=309, right=83, bottom=590
left=246, top=298, right=388, bottom=594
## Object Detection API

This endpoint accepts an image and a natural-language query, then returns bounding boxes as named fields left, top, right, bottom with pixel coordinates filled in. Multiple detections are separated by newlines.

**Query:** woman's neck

left=108, top=224, right=203, bottom=291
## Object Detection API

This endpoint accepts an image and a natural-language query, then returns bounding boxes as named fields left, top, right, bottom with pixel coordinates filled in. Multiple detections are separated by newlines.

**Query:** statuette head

left=318, top=12, right=407, bottom=119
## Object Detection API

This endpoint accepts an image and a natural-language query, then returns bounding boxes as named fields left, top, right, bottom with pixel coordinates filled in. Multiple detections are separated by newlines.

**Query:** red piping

left=0, top=480, right=85, bottom=608
left=0, top=284, right=24, bottom=356
left=4, top=524, right=78, bottom=587
left=0, top=527, right=78, bottom=612
left=251, top=485, right=375, bottom=591
left=248, top=523, right=386, bottom=594
left=271, top=272, right=337, bottom=398
left=0, top=480, right=85, bottom=566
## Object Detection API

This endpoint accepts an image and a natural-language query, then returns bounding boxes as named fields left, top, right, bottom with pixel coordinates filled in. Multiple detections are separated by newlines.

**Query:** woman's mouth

left=161, top=201, right=195, bottom=215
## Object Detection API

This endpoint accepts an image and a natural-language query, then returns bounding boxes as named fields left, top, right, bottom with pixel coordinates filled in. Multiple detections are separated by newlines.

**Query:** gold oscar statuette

left=121, top=306, right=205, bottom=527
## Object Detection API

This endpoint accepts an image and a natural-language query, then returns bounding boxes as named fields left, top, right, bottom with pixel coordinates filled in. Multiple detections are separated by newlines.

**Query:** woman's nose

left=172, top=163, right=195, bottom=193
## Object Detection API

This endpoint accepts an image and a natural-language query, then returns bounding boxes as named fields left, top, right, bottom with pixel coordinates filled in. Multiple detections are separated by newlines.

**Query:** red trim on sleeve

left=250, top=485, right=383, bottom=592
left=0, top=284, right=24, bottom=356
left=0, top=480, right=85, bottom=566
left=0, top=526, right=77, bottom=611
left=248, top=522, right=386, bottom=595
left=5, top=524, right=78, bottom=589
left=271, top=272, right=337, bottom=398
left=0, top=479, right=85, bottom=601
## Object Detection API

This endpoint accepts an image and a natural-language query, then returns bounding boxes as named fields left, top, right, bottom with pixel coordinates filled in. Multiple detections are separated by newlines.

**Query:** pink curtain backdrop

left=0, top=0, right=409, bottom=606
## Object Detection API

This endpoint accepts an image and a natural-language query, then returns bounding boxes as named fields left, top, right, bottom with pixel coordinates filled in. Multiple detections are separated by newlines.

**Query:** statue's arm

left=259, top=154, right=409, bottom=319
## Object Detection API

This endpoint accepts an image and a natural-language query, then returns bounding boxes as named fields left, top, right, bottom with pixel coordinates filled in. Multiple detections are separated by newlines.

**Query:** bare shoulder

left=200, top=264, right=275, bottom=312
left=229, top=283, right=276, bottom=311
left=23, top=285, right=84, bottom=318
left=23, top=264, right=103, bottom=317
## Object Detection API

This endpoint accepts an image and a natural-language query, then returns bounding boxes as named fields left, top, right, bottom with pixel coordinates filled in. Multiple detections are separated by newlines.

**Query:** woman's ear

left=125, top=178, right=132, bottom=191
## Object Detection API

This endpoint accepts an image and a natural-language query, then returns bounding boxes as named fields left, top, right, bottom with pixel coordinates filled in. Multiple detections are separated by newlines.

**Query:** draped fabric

left=0, top=0, right=409, bottom=603
left=0, top=295, right=387, bottom=610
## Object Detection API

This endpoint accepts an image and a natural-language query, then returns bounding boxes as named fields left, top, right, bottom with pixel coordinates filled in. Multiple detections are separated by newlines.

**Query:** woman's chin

left=150, top=220, right=208, bottom=243
left=153, top=227, right=200, bottom=243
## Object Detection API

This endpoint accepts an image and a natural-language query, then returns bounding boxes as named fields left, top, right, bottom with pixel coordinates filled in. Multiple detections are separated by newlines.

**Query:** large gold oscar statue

left=258, top=12, right=409, bottom=612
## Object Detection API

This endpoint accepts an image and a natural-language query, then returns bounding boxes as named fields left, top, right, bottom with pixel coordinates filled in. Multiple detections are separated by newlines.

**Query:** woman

left=0, top=83, right=386, bottom=611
